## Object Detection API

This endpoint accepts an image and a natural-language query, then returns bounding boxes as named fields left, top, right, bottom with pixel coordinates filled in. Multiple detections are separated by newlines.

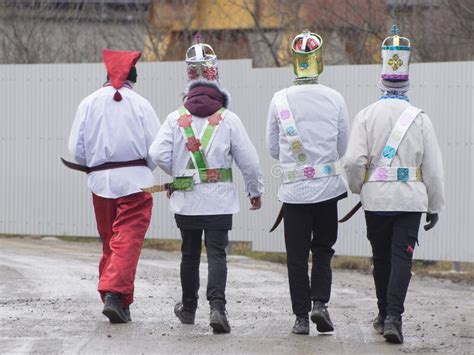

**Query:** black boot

left=383, top=316, right=403, bottom=344
left=209, top=302, right=231, bottom=334
left=373, top=313, right=386, bottom=335
left=310, top=301, right=334, bottom=333
left=292, top=315, right=309, bottom=335
left=102, top=293, right=128, bottom=324
left=123, top=306, right=131, bottom=322
left=174, top=302, right=196, bottom=325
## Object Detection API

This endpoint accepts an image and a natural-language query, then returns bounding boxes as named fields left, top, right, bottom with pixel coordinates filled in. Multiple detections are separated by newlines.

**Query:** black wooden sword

left=338, top=201, right=362, bottom=223
left=269, top=205, right=284, bottom=232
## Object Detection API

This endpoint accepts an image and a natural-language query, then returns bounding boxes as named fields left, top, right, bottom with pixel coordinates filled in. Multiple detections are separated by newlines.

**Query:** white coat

left=68, top=85, right=161, bottom=198
left=149, top=109, right=264, bottom=215
left=343, top=98, right=445, bottom=213
left=266, top=84, right=349, bottom=204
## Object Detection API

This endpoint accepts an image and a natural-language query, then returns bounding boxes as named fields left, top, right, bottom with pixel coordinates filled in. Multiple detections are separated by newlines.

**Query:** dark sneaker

left=292, top=315, right=309, bottom=335
left=383, top=316, right=403, bottom=344
left=123, top=306, right=131, bottom=322
left=209, top=307, right=231, bottom=334
left=373, top=313, right=386, bottom=335
left=102, top=293, right=128, bottom=324
left=311, top=301, right=334, bottom=333
left=174, top=302, right=196, bottom=325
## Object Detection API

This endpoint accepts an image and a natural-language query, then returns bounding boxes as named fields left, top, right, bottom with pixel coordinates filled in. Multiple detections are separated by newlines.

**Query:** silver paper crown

left=185, top=33, right=219, bottom=82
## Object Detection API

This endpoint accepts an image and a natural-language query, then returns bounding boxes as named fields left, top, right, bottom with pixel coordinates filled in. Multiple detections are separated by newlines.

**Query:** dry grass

left=143, top=238, right=181, bottom=252
left=5, top=235, right=472, bottom=283
left=332, top=255, right=372, bottom=272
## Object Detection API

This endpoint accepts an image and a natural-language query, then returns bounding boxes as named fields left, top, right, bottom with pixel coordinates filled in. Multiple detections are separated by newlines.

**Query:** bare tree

left=387, top=0, right=474, bottom=63
left=1, top=0, right=472, bottom=65
left=0, top=0, right=150, bottom=64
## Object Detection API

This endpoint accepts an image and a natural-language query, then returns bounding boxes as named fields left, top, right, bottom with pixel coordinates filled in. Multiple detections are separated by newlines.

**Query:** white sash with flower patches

left=367, top=105, right=423, bottom=182
left=273, top=89, right=341, bottom=184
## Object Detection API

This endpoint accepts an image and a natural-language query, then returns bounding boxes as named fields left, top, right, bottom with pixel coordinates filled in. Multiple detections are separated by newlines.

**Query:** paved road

left=1, top=237, right=473, bottom=354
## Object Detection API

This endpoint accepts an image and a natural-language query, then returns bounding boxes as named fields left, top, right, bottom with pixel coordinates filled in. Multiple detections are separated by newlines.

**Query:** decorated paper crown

left=185, top=33, right=219, bottom=82
left=381, top=25, right=411, bottom=82
left=291, top=30, right=323, bottom=78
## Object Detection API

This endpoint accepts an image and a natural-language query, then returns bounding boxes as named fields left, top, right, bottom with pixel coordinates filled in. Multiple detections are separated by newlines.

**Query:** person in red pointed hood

left=65, top=49, right=161, bottom=324
left=103, top=49, right=141, bottom=101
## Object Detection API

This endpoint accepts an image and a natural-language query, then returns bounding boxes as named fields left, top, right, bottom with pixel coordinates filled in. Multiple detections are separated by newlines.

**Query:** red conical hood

left=103, top=49, right=141, bottom=89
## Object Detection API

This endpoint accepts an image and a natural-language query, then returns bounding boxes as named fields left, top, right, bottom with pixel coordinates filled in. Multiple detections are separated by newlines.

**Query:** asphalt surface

left=1, top=236, right=473, bottom=354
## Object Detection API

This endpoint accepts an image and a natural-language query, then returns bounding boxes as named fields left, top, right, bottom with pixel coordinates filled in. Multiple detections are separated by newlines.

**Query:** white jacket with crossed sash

left=343, top=98, right=445, bottom=213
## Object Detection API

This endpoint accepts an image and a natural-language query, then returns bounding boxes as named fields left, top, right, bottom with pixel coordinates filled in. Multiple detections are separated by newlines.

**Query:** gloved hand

left=424, top=213, right=439, bottom=231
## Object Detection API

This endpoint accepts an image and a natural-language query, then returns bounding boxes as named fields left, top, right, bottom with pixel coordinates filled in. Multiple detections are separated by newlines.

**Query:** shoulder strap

left=273, top=89, right=310, bottom=165
left=176, top=106, right=207, bottom=170
left=200, top=107, right=226, bottom=154
left=377, top=105, right=422, bottom=167
left=177, top=106, right=227, bottom=170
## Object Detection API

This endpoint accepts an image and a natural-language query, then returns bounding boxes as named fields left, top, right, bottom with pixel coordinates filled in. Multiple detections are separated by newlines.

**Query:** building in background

left=145, top=0, right=386, bottom=67
left=146, top=0, right=473, bottom=66
left=0, top=0, right=472, bottom=65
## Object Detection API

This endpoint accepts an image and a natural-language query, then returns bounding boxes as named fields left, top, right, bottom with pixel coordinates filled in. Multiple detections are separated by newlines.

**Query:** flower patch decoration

left=388, top=54, right=403, bottom=71
left=397, top=167, right=409, bottom=182
left=203, top=65, right=218, bottom=81
left=304, top=167, right=315, bottom=178
left=291, top=140, right=303, bottom=152
left=298, top=153, right=307, bottom=162
left=208, top=112, right=223, bottom=126
left=205, top=169, right=220, bottom=183
left=287, top=171, right=296, bottom=181
left=374, top=167, right=388, bottom=181
left=323, top=165, right=333, bottom=175
left=178, top=114, right=193, bottom=128
left=279, top=109, right=290, bottom=120
left=186, top=137, right=201, bottom=153
left=286, top=126, right=297, bottom=136
left=382, top=145, right=396, bottom=159
left=399, top=114, right=413, bottom=126
left=391, top=129, right=403, bottom=141
left=187, top=67, right=199, bottom=81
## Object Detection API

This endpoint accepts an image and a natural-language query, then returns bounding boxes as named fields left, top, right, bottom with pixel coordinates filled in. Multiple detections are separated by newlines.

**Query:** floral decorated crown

left=185, top=33, right=219, bottom=82
left=381, top=25, right=411, bottom=82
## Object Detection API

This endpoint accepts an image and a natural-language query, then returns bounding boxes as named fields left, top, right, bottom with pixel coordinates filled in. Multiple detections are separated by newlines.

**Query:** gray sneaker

left=292, top=315, right=310, bottom=335
left=174, top=302, right=196, bottom=325
left=209, top=307, right=231, bottom=333
left=311, top=301, right=334, bottom=332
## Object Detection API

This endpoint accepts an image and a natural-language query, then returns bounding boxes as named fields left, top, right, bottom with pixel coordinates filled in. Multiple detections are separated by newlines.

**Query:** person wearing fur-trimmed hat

left=266, top=30, right=349, bottom=335
left=343, top=26, right=445, bottom=344
left=148, top=35, right=264, bottom=334
left=65, top=49, right=161, bottom=323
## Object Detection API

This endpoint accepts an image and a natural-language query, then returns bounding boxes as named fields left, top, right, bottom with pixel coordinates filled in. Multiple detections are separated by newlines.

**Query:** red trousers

left=92, top=192, right=153, bottom=307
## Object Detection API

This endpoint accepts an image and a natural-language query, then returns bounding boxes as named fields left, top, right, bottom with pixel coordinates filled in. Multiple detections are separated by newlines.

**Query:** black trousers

left=365, top=211, right=422, bottom=318
left=283, top=198, right=340, bottom=316
left=176, top=214, right=231, bottom=310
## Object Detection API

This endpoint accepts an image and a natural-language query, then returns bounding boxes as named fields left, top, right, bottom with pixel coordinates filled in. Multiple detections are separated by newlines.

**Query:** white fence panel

left=0, top=60, right=472, bottom=261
